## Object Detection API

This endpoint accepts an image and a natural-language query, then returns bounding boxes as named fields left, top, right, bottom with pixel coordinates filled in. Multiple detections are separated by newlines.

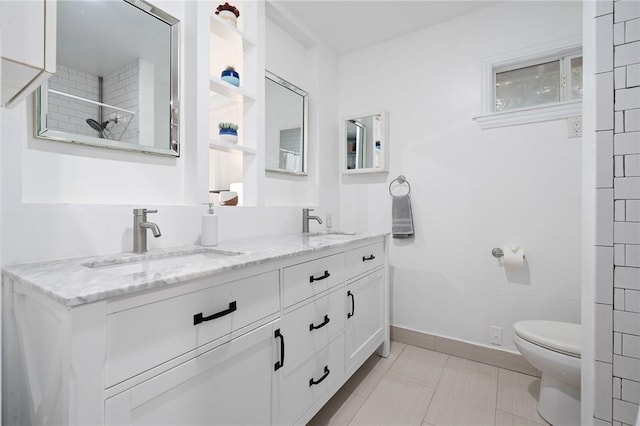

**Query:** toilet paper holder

left=491, top=248, right=504, bottom=258
left=491, top=247, right=525, bottom=259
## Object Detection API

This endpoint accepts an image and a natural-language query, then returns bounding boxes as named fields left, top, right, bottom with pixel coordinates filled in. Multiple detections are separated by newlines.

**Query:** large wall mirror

left=343, top=110, right=389, bottom=174
left=35, top=0, right=180, bottom=156
left=265, top=70, right=308, bottom=175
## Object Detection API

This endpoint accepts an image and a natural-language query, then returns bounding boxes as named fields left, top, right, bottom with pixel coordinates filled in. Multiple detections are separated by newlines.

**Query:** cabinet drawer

left=281, top=287, right=344, bottom=370
left=106, top=321, right=275, bottom=426
left=106, top=270, right=279, bottom=388
left=345, top=241, right=385, bottom=279
left=282, top=335, right=345, bottom=425
left=283, top=253, right=344, bottom=307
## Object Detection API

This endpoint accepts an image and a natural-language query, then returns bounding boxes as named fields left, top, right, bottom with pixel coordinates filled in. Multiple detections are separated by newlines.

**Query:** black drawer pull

left=309, top=366, right=330, bottom=386
left=274, top=328, right=285, bottom=371
left=309, top=315, right=330, bottom=331
left=362, top=255, right=376, bottom=262
left=347, top=291, right=355, bottom=318
left=193, top=301, right=237, bottom=326
left=309, top=270, right=330, bottom=283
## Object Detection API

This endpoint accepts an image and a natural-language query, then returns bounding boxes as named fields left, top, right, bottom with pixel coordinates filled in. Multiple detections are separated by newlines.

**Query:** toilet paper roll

left=503, top=245, right=524, bottom=267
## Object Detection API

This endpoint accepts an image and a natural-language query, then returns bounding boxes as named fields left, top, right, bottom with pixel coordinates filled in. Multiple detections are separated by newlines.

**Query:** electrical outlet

left=489, top=326, right=503, bottom=346
left=567, top=116, right=582, bottom=138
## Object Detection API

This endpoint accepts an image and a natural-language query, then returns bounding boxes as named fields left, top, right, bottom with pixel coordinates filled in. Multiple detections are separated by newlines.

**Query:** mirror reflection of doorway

left=346, top=119, right=366, bottom=170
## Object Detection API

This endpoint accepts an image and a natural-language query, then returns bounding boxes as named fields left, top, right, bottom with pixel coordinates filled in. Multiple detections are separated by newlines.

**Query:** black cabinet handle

left=193, top=301, right=237, bottom=326
left=309, top=270, right=330, bottom=283
left=309, top=366, right=330, bottom=386
left=362, top=255, right=376, bottom=262
left=347, top=291, right=355, bottom=318
left=274, top=329, right=285, bottom=371
left=309, top=315, right=330, bottom=331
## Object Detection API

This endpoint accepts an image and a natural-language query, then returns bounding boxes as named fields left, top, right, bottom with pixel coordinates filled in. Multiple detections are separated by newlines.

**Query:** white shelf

left=209, top=77, right=256, bottom=109
left=209, top=139, right=257, bottom=154
left=210, top=14, right=255, bottom=51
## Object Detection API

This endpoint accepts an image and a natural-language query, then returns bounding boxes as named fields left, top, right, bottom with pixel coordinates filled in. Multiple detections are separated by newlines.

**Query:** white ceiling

left=271, top=1, right=500, bottom=55
left=57, top=1, right=170, bottom=77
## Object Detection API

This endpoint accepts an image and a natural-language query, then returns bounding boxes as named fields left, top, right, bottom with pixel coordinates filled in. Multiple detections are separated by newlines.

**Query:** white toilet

left=513, top=320, right=581, bottom=426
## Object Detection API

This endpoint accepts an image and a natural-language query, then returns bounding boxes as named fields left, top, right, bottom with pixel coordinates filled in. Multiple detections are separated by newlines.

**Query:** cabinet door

left=105, top=321, right=277, bottom=426
left=344, top=268, right=384, bottom=373
left=1, top=0, right=56, bottom=107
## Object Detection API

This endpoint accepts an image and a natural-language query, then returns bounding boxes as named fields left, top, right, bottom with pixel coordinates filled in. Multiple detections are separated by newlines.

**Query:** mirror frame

left=265, top=70, right=309, bottom=176
left=34, top=0, right=181, bottom=157
left=342, top=110, right=389, bottom=174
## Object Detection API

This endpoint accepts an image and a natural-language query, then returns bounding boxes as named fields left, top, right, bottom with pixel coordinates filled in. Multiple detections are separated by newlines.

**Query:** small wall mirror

left=265, top=70, right=308, bottom=175
left=35, top=0, right=180, bottom=156
left=343, top=110, right=389, bottom=174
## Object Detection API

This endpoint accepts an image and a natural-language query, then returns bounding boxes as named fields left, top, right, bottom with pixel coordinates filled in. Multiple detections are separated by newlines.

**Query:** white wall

left=0, top=1, right=311, bottom=266
left=264, top=17, right=319, bottom=207
left=590, top=0, right=640, bottom=423
left=339, top=1, right=584, bottom=349
left=262, top=14, right=340, bottom=219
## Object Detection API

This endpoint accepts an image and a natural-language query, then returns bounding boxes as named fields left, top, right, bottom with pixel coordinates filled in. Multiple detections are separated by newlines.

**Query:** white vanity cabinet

left=344, top=241, right=386, bottom=373
left=0, top=0, right=56, bottom=107
left=3, top=267, right=282, bottom=426
left=3, top=235, right=388, bottom=426
left=276, top=239, right=388, bottom=425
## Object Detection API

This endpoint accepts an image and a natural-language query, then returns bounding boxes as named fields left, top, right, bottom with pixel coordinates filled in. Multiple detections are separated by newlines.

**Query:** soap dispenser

left=201, top=203, right=218, bottom=246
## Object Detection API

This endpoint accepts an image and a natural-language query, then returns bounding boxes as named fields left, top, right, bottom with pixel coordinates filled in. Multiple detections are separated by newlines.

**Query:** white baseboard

left=390, top=326, right=540, bottom=377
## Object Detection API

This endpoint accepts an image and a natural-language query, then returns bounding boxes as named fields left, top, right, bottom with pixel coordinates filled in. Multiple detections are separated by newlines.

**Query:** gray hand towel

left=392, top=194, right=414, bottom=238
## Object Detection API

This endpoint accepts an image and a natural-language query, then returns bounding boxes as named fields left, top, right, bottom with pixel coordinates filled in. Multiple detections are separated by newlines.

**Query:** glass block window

left=494, top=51, right=582, bottom=112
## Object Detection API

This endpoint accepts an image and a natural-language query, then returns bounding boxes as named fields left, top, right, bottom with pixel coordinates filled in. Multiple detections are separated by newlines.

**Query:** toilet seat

left=514, top=320, right=580, bottom=358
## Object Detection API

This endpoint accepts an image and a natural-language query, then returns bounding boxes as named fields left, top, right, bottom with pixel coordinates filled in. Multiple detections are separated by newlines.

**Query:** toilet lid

left=514, top=320, right=581, bottom=357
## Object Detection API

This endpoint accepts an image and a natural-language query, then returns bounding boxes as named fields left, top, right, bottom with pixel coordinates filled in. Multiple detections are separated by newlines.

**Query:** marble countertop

left=2, top=232, right=386, bottom=307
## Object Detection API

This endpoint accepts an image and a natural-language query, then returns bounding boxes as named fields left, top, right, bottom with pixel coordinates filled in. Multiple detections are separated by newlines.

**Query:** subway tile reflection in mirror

left=35, top=0, right=180, bottom=157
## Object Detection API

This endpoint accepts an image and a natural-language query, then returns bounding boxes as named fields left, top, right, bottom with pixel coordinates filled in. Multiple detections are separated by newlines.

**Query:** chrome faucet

left=302, top=208, right=323, bottom=233
left=133, top=208, right=161, bottom=254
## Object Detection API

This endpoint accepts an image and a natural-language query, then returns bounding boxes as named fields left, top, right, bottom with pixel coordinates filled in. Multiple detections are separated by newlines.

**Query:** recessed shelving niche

left=207, top=1, right=258, bottom=205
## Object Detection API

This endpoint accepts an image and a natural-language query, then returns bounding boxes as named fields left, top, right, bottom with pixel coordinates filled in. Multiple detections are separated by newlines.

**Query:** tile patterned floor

left=308, top=342, right=549, bottom=426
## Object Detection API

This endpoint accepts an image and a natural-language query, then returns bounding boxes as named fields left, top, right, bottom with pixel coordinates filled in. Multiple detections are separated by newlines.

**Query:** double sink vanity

left=2, top=231, right=389, bottom=425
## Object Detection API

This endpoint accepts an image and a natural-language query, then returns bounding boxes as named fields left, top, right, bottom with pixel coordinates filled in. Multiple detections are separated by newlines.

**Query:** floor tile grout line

left=419, top=353, right=450, bottom=425
left=346, top=343, right=408, bottom=426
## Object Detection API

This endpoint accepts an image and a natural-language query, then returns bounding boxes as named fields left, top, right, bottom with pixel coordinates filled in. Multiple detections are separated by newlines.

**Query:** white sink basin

left=89, top=250, right=242, bottom=276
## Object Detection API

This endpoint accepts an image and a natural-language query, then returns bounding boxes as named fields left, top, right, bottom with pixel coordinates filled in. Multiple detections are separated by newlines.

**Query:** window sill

left=473, top=101, right=582, bottom=129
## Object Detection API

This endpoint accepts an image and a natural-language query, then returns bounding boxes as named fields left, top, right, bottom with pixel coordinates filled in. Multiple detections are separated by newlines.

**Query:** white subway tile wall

left=46, top=61, right=141, bottom=143
left=615, top=155, right=625, bottom=178
left=615, top=243, right=627, bottom=267
left=629, top=63, right=640, bottom=87
left=615, top=332, right=624, bottom=356
left=627, top=19, right=640, bottom=43
left=626, top=244, right=640, bottom=267
left=627, top=199, right=640, bottom=221
left=615, top=266, right=640, bottom=289
left=102, top=59, right=139, bottom=144
left=615, top=377, right=623, bottom=399
left=595, top=4, right=640, bottom=423
left=47, top=65, right=100, bottom=137
left=615, top=132, right=640, bottom=155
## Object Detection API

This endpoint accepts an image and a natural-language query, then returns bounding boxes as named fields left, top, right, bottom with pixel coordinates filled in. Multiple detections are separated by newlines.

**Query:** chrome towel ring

left=389, top=175, right=411, bottom=196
